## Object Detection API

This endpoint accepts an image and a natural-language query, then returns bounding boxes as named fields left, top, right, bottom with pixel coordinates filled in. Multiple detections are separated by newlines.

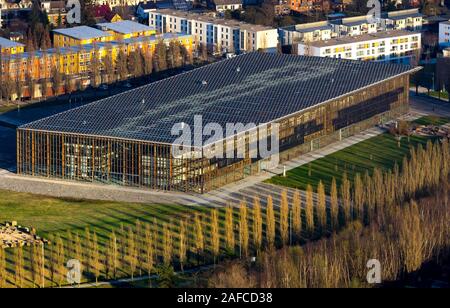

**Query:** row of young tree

left=209, top=187, right=450, bottom=288
left=0, top=138, right=448, bottom=287
left=0, top=40, right=193, bottom=102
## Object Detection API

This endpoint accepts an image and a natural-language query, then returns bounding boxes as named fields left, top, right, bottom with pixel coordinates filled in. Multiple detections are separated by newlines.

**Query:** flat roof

left=0, top=37, right=24, bottom=48
left=53, top=26, right=112, bottom=40
left=282, top=21, right=332, bottom=33
left=20, top=52, right=417, bottom=145
left=337, top=16, right=377, bottom=27
left=153, top=9, right=274, bottom=32
left=382, top=9, right=423, bottom=20
left=304, top=30, right=419, bottom=48
left=96, top=20, right=155, bottom=34
left=388, top=13, right=423, bottom=21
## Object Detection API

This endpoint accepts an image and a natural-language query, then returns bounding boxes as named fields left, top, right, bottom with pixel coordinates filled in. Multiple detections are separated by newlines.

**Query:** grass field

left=0, top=191, right=204, bottom=239
left=0, top=191, right=219, bottom=287
left=413, top=115, right=450, bottom=126
left=265, top=133, right=434, bottom=192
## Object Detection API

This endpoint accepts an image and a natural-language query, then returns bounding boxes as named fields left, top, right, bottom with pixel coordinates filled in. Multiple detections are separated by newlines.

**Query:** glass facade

left=17, top=74, right=410, bottom=193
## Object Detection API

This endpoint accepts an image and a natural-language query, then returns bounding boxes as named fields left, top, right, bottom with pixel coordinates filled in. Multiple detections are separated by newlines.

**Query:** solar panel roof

left=21, top=52, right=418, bottom=145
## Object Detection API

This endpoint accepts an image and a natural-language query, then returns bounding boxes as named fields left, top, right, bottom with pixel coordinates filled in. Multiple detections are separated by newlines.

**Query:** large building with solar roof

left=17, top=52, right=420, bottom=193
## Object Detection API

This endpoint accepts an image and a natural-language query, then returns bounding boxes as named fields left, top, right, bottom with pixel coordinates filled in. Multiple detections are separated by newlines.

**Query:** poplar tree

left=330, top=177, right=339, bottom=231
left=178, top=220, right=187, bottom=272
left=292, top=190, right=302, bottom=241
left=15, top=247, right=24, bottom=288
left=66, top=230, right=74, bottom=258
left=141, top=48, right=153, bottom=76
left=353, top=173, right=365, bottom=221
left=373, top=168, right=384, bottom=214
left=29, top=243, right=37, bottom=287
left=154, top=40, right=167, bottom=72
left=252, top=196, right=263, bottom=252
left=74, top=233, right=83, bottom=275
left=143, top=223, right=154, bottom=282
left=107, top=230, right=118, bottom=279
left=317, top=181, right=327, bottom=232
left=280, top=190, right=289, bottom=245
left=56, top=235, right=65, bottom=287
left=119, top=224, right=126, bottom=271
left=305, top=184, right=315, bottom=234
left=35, top=243, right=45, bottom=288
left=340, top=173, right=351, bottom=225
left=127, top=226, right=138, bottom=281
left=49, top=235, right=57, bottom=284
left=194, top=214, right=204, bottom=264
left=84, top=227, right=92, bottom=274
left=0, top=248, right=6, bottom=288
left=364, top=171, right=374, bottom=222
left=239, top=201, right=249, bottom=257
left=225, top=205, right=235, bottom=253
left=116, top=50, right=128, bottom=81
left=266, top=196, right=276, bottom=248
left=211, top=209, right=220, bottom=264
left=135, top=220, right=143, bottom=276
left=163, top=223, right=173, bottom=265
left=91, top=232, right=101, bottom=285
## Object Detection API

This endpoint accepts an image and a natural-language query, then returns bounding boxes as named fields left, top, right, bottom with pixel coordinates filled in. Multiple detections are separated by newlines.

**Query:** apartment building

left=0, top=36, right=24, bottom=54
left=149, top=9, right=278, bottom=53
left=95, top=0, right=140, bottom=8
left=0, top=33, right=193, bottom=98
left=210, top=0, right=243, bottom=12
left=279, top=21, right=334, bottom=45
left=53, top=26, right=113, bottom=48
left=295, top=30, right=421, bottom=63
left=380, top=9, right=423, bottom=31
left=439, top=20, right=450, bottom=47
left=280, top=9, right=424, bottom=47
left=96, top=20, right=156, bottom=40
left=331, top=16, right=378, bottom=37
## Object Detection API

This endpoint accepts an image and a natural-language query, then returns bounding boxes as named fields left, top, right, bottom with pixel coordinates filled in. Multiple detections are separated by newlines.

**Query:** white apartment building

left=380, top=9, right=423, bottom=31
left=332, top=16, right=378, bottom=37
left=439, top=20, right=450, bottom=47
left=280, top=9, right=424, bottom=47
left=279, top=21, right=334, bottom=45
left=149, top=9, right=278, bottom=53
left=295, top=30, right=421, bottom=63
left=211, top=0, right=243, bottom=12
left=95, top=0, right=140, bottom=8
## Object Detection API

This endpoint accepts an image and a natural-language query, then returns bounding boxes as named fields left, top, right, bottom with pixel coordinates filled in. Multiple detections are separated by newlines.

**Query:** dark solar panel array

left=21, top=52, right=415, bottom=144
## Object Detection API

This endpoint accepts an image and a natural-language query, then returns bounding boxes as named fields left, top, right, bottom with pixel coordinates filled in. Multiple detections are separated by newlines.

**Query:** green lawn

left=265, top=133, right=434, bottom=192
left=0, top=191, right=206, bottom=238
left=413, top=116, right=450, bottom=126
left=429, top=90, right=449, bottom=100
left=0, top=191, right=216, bottom=287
